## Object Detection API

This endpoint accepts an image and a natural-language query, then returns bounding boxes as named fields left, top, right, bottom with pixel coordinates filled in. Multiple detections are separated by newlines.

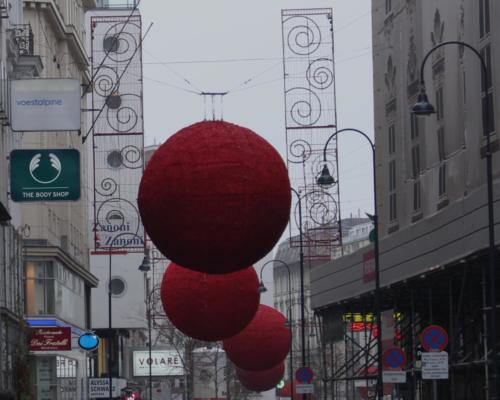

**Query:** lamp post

left=412, top=40, right=497, bottom=399
left=259, top=259, right=294, bottom=398
left=104, top=232, right=148, bottom=400
left=143, top=285, right=160, bottom=400
left=317, top=128, right=383, bottom=399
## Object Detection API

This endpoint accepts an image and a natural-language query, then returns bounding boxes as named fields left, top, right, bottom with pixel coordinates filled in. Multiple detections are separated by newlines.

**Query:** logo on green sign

left=10, top=149, right=80, bottom=202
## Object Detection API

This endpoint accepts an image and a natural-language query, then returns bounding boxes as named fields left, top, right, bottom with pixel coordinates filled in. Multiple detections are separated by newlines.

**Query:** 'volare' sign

left=133, top=350, right=184, bottom=376
left=29, top=327, right=72, bottom=351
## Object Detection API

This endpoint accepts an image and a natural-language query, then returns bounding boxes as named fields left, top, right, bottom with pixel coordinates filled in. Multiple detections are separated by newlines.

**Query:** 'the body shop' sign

left=29, top=327, right=72, bottom=351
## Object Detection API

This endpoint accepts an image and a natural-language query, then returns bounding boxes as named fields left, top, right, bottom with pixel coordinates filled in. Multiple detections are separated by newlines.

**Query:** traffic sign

left=382, top=347, right=407, bottom=370
left=10, top=149, right=80, bottom=202
left=78, top=333, right=100, bottom=351
left=422, top=352, right=449, bottom=380
left=421, top=325, right=448, bottom=352
left=383, top=370, right=406, bottom=383
left=295, top=366, right=314, bottom=383
left=295, top=384, right=314, bottom=394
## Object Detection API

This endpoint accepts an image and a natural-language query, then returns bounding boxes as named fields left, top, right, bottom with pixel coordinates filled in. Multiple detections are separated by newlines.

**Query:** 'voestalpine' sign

left=10, top=149, right=80, bottom=202
left=11, top=79, right=81, bottom=132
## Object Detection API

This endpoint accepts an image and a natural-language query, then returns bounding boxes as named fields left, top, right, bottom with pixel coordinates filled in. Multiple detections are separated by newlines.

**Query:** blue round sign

left=78, top=333, right=100, bottom=351
left=295, top=367, right=314, bottom=383
left=382, top=347, right=407, bottom=369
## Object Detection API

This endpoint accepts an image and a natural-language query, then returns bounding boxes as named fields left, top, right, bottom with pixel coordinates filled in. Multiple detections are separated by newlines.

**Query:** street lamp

left=104, top=232, right=146, bottom=400
left=412, top=40, right=497, bottom=399
left=144, top=285, right=161, bottom=400
left=317, top=128, right=383, bottom=399
left=259, top=259, right=294, bottom=399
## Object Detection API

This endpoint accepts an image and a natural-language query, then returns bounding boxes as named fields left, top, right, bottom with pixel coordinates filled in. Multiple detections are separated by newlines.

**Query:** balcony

left=96, top=0, right=138, bottom=8
left=7, top=24, right=43, bottom=78
left=12, top=24, right=34, bottom=56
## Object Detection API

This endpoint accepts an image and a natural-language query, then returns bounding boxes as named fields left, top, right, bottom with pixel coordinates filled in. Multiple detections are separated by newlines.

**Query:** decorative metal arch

left=282, top=8, right=341, bottom=260
left=90, top=14, right=145, bottom=252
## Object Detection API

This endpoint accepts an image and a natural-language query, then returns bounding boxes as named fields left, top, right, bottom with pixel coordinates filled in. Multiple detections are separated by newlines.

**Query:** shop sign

left=363, top=250, right=375, bottom=283
left=133, top=350, right=184, bottom=376
left=88, top=378, right=127, bottom=398
left=10, top=149, right=80, bottom=202
left=29, top=327, right=71, bottom=351
left=11, top=78, right=81, bottom=132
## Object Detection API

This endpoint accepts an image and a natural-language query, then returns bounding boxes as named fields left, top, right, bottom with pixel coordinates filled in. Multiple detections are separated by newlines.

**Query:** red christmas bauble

left=237, top=362, right=285, bottom=392
left=138, top=120, right=291, bottom=274
left=161, top=262, right=260, bottom=341
left=223, top=304, right=291, bottom=371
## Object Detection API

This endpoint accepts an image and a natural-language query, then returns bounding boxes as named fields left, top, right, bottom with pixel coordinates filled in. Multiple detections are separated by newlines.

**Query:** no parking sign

left=421, top=325, right=448, bottom=352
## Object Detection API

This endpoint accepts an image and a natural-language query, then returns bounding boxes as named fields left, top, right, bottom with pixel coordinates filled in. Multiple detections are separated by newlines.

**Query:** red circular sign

left=420, top=325, right=448, bottom=352
left=382, top=347, right=407, bottom=370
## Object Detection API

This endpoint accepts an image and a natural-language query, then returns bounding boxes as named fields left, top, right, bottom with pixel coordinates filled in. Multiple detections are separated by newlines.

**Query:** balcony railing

left=96, top=0, right=138, bottom=8
left=12, top=24, right=34, bottom=56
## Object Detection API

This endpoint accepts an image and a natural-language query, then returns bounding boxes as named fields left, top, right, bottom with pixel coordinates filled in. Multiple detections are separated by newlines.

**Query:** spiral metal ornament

left=103, top=22, right=140, bottom=63
left=106, top=94, right=140, bottom=132
left=96, top=177, right=118, bottom=197
left=121, top=145, right=143, bottom=169
left=285, top=16, right=321, bottom=56
left=288, top=139, right=312, bottom=164
left=305, top=190, right=338, bottom=226
left=96, top=198, right=142, bottom=245
left=286, top=87, right=321, bottom=127
left=306, top=58, right=334, bottom=90
left=94, top=66, right=120, bottom=97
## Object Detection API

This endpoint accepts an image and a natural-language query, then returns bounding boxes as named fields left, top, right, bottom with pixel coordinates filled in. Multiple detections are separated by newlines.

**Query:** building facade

left=311, top=1, right=500, bottom=399
left=17, top=1, right=98, bottom=399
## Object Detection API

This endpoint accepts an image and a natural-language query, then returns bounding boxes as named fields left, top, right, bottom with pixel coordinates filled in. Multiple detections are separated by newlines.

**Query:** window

left=480, top=44, right=495, bottom=135
left=436, top=87, right=444, bottom=121
left=410, top=115, right=419, bottom=139
left=479, top=0, right=490, bottom=39
left=437, top=127, right=446, bottom=161
left=389, top=160, right=396, bottom=191
left=389, top=160, right=397, bottom=221
left=413, top=180, right=421, bottom=211
left=25, top=261, right=55, bottom=315
left=390, top=193, right=397, bottom=221
left=439, top=162, right=447, bottom=197
left=411, top=145, right=420, bottom=178
left=385, top=0, right=392, bottom=14
left=388, top=124, right=396, bottom=154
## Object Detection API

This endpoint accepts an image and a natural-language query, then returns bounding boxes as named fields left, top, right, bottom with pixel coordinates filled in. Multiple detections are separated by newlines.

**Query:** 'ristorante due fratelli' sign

left=29, top=327, right=72, bottom=351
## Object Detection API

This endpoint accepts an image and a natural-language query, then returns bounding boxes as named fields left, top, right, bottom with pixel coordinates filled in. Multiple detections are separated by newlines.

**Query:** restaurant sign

left=29, top=327, right=72, bottom=351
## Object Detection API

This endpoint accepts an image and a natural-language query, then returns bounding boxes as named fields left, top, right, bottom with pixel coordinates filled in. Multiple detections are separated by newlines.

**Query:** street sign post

left=10, top=149, right=80, bottom=202
left=421, top=325, right=448, bottom=352
left=296, top=366, right=314, bottom=384
left=422, top=352, right=449, bottom=380
left=382, top=347, right=407, bottom=384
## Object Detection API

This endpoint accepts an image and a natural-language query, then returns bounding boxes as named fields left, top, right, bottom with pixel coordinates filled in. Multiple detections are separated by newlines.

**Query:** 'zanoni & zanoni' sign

left=10, top=149, right=80, bottom=202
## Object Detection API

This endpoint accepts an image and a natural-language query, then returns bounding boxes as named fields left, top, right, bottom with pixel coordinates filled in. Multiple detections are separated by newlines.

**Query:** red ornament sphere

left=138, top=120, right=291, bottom=274
left=277, top=380, right=304, bottom=400
left=160, top=262, right=260, bottom=341
left=237, top=362, right=285, bottom=392
left=223, top=304, right=291, bottom=371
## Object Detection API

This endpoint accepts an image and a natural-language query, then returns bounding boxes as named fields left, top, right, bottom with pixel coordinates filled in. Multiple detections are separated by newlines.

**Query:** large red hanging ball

left=223, top=304, right=291, bottom=371
left=236, top=362, right=285, bottom=392
left=160, top=262, right=260, bottom=341
left=138, top=120, right=291, bottom=274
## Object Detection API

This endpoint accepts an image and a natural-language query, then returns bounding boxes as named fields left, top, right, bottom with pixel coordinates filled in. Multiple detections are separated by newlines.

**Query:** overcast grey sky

left=140, top=0, right=374, bottom=222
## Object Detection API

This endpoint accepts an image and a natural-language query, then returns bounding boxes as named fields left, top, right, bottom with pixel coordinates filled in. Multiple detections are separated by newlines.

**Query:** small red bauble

left=223, top=304, right=291, bottom=371
left=138, top=120, right=291, bottom=274
left=237, top=362, right=285, bottom=392
left=277, top=379, right=303, bottom=400
left=160, top=262, right=260, bottom=341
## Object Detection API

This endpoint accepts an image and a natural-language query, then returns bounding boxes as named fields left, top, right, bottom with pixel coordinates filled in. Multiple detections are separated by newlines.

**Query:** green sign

left=10, top=149, right=80, bottom=202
